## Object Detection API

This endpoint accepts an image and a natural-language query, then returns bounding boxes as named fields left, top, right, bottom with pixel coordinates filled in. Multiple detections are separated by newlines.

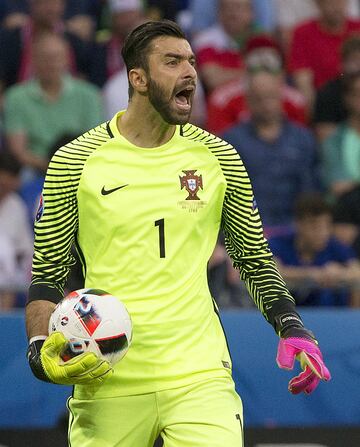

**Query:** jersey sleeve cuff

left=265, top=298, right=304, bottom=335
left=28, top=283, right=64, bottom=304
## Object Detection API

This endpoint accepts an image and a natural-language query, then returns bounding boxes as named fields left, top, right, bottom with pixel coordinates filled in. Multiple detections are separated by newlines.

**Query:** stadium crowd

left=1, top=0, right=360, bottom=310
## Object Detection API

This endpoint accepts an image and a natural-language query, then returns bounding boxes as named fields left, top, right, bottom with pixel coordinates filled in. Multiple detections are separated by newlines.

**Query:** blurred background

left=0, top=0, right=359, bottom=446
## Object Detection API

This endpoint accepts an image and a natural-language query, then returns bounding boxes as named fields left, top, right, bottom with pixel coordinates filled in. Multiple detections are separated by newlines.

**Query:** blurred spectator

left=206, top=34, right=307, bottom=134
left=192, top=0, right=262, bottom=93
left=0, top=0, right=103, bottom=39
left=0, top=151, right=33, bottom=310
left=63, top=0, right=100, bottom=41
left=287, top=0, right=360, bottom=113
left=3, top=33, right=103, bottom=177
left=0, top=0, right=91, bottom=92
left=222, top=70, right=318, bottom=231
left=269, top=193, right=360, bottom=307
left=333, top=185, right=360, bottom=258
left=321, top=72, right=360, bottom=197
left=146, top=0, right=182, bottom=22
left=189, top=0, right=276, bottom=36
left=251, top=0, right=277, bottom=32
left=0, top=0, right=28, bottom=30
left=19, top=133, right=80, bottom=226
left=275, top=0, right=359, bottom=50
left=102, top=68, right=129, bottom=118
left=89, top=0, right=146, bottom=87
left=103, top=68, right=207, bottom=127
left=314, top=35, right=360, bottom=141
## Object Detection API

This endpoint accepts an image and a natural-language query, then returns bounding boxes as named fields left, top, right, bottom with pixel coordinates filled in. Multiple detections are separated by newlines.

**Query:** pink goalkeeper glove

left=276, top=333, right=331, bottom=394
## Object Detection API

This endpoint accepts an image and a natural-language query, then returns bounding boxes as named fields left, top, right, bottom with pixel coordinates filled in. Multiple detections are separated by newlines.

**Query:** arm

left=287, top=24, right=315, bottom=115
left=291, top=69, right=315, bottom=116
left=200, top=64, right=244, bottom=92
left=274, top=257, right=324, bottom=288
left=321, top=130, right=358, bottom=197
left=3, top=88, right=49, bottom=171
left=25, top=300, right=55, bottom=340
left=219, top=145, right=330, bottom=393
left=66, top=15, right=95, bottom=41
left=7, top=132, right=49, bottom=172
left=26, top=145, right=112, bottom=384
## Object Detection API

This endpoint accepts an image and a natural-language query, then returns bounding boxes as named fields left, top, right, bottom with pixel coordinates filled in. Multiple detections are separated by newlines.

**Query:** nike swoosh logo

left=101, top=184, right=129, bottom=195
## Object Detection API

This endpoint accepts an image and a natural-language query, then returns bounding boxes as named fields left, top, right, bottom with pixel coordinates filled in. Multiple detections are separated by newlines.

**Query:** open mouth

left=174, top=87, right=194, bottom=111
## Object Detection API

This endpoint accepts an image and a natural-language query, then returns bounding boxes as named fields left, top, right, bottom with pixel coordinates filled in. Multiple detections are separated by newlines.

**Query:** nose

left=183, top=60, right=197, bottom=81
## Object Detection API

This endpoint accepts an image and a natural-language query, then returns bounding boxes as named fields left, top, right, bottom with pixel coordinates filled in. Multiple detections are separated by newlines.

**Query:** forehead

left=148, top=36, right=193, bottom=58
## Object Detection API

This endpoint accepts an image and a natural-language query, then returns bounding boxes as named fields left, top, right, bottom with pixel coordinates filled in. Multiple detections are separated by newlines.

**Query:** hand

left=27, top=332, right=113, bottom=385
left=276, top=328, right=331, bottom=394
left=321, top=262, right=346, bottom=287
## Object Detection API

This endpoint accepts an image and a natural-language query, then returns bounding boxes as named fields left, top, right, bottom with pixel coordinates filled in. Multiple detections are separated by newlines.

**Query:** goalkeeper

left=26, top=20, right=330, bottom=447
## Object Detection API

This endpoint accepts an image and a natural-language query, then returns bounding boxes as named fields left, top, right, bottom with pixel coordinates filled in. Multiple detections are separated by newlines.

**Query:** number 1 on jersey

left=155, top=218, right=166, bottom=258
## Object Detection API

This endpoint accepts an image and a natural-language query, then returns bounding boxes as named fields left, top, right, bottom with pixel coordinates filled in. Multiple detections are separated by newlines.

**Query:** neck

left=296, top=238, right=316, bottom=262
left=118, top=99, right=176, bottom=148
left=39, top=77, right=63, bottom=100
left=32, top=20, right=56, bottom=34
left=319, top=17, right=345, bottom=33
left=254, top=118, right=282, bottom=143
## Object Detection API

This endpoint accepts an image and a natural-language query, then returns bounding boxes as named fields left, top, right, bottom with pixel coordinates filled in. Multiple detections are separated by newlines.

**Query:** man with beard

left=25, top=21, right=330, bottom=447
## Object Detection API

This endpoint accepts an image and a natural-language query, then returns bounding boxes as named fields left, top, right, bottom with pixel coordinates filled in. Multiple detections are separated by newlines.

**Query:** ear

left=128, top=68, right=148, bottom=94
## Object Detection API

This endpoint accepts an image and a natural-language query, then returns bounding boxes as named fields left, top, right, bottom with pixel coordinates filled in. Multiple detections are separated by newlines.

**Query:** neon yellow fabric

left=30, top=111, right=295, bottom=398
left=68, top=377, right=243, bottom=447
left=41, top=332, right=112, bottom=385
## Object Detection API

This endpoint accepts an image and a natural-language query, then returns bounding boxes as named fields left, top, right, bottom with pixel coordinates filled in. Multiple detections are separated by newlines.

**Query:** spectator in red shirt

left=192, top=0, right=262, bottom=93
left=206, top=35, right=307, bottom=134
left=288, top=0, right=360, bottom=113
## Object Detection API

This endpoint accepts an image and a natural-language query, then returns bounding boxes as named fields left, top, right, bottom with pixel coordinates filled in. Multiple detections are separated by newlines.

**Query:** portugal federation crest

left=179, top=170, right=203, bottom=200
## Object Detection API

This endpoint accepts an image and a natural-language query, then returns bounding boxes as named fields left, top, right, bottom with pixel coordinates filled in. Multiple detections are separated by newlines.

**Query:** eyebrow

left=164, top=52, right=196, bottom=62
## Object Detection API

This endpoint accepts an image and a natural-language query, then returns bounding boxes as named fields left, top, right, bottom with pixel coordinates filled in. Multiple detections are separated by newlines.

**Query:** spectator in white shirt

left=0, top=151, right=33, bottom=310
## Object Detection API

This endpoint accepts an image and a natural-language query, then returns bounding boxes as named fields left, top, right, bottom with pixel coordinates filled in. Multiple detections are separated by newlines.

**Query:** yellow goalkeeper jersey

left=30, top=111, right=294, bottom=398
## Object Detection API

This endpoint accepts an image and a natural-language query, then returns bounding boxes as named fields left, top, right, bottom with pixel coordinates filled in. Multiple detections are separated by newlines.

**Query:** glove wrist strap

left=27, top=338, right=53, bottom=383
left=274, top=312, right=304, bottom=336
left=29, top=335, right=47, bottom=345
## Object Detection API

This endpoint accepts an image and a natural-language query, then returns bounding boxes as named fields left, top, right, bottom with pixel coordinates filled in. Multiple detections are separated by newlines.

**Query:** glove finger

left=299, top=351, right=331, bottom=381
left=276, top=339, right=297, bottom=370
left=77, top=360, right=112, bottom=379
left=63, top=352, right=103, bottom=377
left=304, top=376, right=320, bottom=394
left=42, top=332, right=68, bottom=357
left=73, top=362, right=113, bottom=384
left=288, top=366, right=316, bottom=394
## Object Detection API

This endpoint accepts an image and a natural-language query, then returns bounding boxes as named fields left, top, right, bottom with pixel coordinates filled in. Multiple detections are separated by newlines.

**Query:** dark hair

left=341, top=34, right=360, bottom=60
left=0, top=150, right=22, bottom=176
left=294, top=193, right=333, bottom=220
left=121, top=20, right=186, bottom=98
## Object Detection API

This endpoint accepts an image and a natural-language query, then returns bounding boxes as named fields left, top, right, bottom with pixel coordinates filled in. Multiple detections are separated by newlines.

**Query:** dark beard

left=147, top=77, right=191, bottom=125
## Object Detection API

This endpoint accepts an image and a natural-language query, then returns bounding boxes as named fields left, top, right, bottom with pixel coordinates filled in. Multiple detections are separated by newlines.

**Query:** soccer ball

left=48, top=288, right=132, bottom=367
